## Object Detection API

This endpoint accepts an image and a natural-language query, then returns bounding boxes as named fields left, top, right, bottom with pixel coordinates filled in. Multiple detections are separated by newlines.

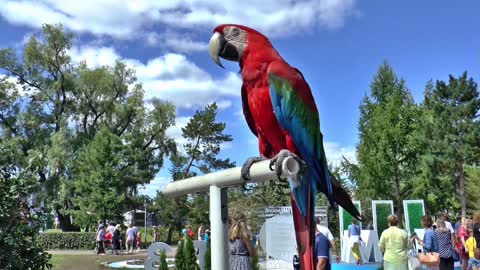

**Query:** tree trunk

left=167, top=226, right=173, bottom=244
left=56, top=209, right=80, bottom=232
left=56, top=200, right=80, bottom=232
left=394, top=200, right=405, bottom=229
left=394, top=175, right=404, bottom=228
left=458, top=161, right=467, bottom=217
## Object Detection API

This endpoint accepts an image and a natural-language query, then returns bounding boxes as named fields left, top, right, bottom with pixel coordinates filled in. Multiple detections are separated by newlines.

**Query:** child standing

left=466, top=229, right=480, bottom=270
left=136, top=231, right=142, bottom=252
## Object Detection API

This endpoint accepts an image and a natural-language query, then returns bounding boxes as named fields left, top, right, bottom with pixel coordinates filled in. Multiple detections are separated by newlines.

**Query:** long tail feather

left=330, top=175, right=361, bottom=220
left=291, top=188, right=315, bottom=270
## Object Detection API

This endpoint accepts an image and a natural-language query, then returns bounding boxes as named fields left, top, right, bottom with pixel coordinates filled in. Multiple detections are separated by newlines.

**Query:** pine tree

left=350, top=62, right=421, bottom=225
left=465, top=166, right=480, bottom=214
left=417, top=72, right=480, bottom=216
left=174, top=240, right=185, bottom=270
left=183, top=235, right=199, bottom=270
left=159, top=249, right=169, bottom=270
left=155, top=103, right=235, bottom=244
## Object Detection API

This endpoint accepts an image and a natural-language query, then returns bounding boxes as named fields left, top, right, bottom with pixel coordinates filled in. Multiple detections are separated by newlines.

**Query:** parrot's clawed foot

left=241, top=156, right=267, bottom=181
left=269, top=149, right=307, bottom=179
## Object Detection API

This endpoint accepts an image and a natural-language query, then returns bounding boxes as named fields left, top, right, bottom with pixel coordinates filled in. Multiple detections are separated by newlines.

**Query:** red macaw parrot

left=209, top=24, right=361, bottom=269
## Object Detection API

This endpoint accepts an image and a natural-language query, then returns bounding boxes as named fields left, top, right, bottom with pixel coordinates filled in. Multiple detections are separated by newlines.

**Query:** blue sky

left=0, top=0, right=479, bottom=196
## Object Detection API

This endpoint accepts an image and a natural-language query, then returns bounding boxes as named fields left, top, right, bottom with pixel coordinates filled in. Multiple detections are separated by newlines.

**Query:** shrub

left=37, top=232, right=96, bottom=249
left=159, top=249, right=169, bottom=270
left=174, top=240, right=185, bottom=270
left=252, top=253, right=260, bottom=270
left=183, top=235, right=199, bottom=270
left=0, top=173, right=52, bottom=270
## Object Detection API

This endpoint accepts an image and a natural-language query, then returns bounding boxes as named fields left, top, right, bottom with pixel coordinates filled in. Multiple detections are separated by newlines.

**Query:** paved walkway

left=48, top=249, right=148, bottom=255
left=48, top=247, right=178, bottom=257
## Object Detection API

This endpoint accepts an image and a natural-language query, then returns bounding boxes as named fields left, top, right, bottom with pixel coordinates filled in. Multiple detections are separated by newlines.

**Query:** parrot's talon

left=269, top=149, right=305, bottom=181
left=241, top=156, right=266, bottom=181
left=269, top=160, right=276, bottom=171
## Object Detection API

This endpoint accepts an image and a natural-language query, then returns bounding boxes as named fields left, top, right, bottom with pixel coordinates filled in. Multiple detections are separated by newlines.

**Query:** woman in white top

left=125, top=224, right=135, bottom=253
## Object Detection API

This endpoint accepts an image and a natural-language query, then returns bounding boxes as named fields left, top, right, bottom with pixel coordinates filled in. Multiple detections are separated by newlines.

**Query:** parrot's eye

left=231, top=27, right=240, bottom=36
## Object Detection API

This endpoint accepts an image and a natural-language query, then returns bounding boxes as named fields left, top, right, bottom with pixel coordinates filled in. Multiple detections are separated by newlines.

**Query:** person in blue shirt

left=315, top=227, right=331, bottom=270
left=413, top=215, right=439, bottom=253
left=413, top=215, right=439, bottom=270
left=348, top=219, right=363, bottom=265
left=204, top=229, right=210, bottom=242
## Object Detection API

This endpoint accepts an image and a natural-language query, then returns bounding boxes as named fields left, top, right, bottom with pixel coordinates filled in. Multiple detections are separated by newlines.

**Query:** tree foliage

left=159, top=249, right=169, bottom=270
left=154, top=103, right=235, bottom=242
left=0, top=24, right=176, bottom=231
left=0, top=141, right=52, bottom=270
left=174, top=240, right=185, bottom=270
left=465, top=165, right=480, bottom=213
left=183, top=235, right=200, bottom=270
left=69, top=127, right=127, bottom=228
left=414, top=73, right=480, bottom=216
left=348, top=62, right=421, bottom=225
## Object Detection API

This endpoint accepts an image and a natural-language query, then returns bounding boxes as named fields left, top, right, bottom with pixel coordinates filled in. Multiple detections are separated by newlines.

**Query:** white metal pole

left=210, top=185, right=229, bottom=270
left=162, top=157, right=300, bottom=197
left=144, top=201, right=147, bottom=246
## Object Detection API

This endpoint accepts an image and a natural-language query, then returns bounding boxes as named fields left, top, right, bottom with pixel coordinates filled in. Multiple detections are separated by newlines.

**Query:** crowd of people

left=379, top=212, right=480, bottom=270
left=180, top=223, right=211, bottom=242
left=93, top=221, right=212, bottom=256
left=94, top=222, right=145, bottom=255
left=88, top=210, right=480, bottom=270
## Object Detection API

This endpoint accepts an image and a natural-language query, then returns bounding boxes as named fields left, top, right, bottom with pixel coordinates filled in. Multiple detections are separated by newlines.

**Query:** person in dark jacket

left=473, top=212, right=480, bottom=249
left=112, top=224, right=121, bottom=255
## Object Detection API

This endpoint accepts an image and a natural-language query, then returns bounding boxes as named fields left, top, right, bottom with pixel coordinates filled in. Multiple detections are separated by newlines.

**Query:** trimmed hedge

left=37, top=232, right=96, bottom=249
left=37, top=226, right=181, bottom=249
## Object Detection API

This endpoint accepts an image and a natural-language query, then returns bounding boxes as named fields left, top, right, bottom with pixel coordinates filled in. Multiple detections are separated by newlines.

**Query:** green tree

left=0, top=139, right=52, bottom=270
left=69, top=127, right=127, bottom=228
left=350, top=62, right=421, bottom=225
left=155, top=103, right=235, bottom=242
left=415, top=73, right=480, bottom=216
left=0, top=24, right=176, bottom=231
left=183, top=235, right=200, bottom=270
left=171, top=102, right=235, bottom=181
left=174, top=240, right=185, bottom=270
left=159, top=249, right=169, bottom=270
left=465, top=165, right=480, bottom=214
left=153, top=193, right=189, bottom=244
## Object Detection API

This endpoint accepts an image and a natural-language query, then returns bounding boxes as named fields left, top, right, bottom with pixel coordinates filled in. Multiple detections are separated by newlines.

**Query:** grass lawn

left=51, top=253, right=146, bottom=270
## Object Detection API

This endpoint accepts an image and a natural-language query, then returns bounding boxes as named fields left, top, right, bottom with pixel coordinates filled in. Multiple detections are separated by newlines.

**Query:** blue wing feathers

left=269, top=72, right=335, bottom=215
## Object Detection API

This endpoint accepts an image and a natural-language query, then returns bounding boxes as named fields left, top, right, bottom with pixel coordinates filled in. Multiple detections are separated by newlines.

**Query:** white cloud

left=69, top=46, right=118, bottom=67
left=69, top=46, right=242, bottom=109
left=139, top=176, right=172, bottom=197
left=0, top=74, right=35, bottom=96
left=324, top=141, right=357, bottom=168
left=145, top=32, right=208, bottom=53
left=166, top=116, right=190, bottom=148
left=0, top=0, right=357, bottom=40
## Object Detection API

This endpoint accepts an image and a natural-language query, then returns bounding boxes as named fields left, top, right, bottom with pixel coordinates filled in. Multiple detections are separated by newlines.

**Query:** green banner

left=403, top=200, right=425, bottom=234
left=372, top=200, right=393, bottom=239
left=340, top=201, right=361, bottom=234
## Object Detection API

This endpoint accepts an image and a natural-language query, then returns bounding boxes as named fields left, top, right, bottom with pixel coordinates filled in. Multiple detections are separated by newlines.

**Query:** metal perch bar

left=162, top=156, right=300, bottom=197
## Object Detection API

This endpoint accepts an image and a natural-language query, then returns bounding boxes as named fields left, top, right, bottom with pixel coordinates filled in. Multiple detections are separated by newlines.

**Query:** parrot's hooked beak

left=209, top=32, right=241, bottom=68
